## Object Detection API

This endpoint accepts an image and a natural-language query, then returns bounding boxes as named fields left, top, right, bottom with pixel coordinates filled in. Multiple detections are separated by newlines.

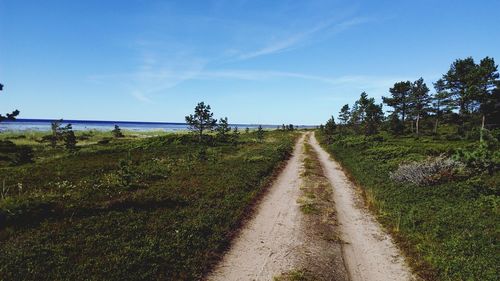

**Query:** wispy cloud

left=89, top=51, right=207, bottom=102
left=237, top=17, right=371, bottom=60
left=88, top=8, right=375, bottom=102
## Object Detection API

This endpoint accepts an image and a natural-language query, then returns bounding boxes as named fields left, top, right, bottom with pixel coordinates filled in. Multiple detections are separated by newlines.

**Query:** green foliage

left=185, top=101, right=217, bottom=142
left=256, top=125, right=265, bottom=142
left=324, top=116, right=336, bottom=136
left=338, top=104, right=350, bottom=125
left=231, top=126, right=240, bottom=145
left=364, top=100, right=383, bottom=135
left=117, top=153, right=135, bottom=188
left=453, top=143, right=500, bottom=175
left=316, top=131, right=499, bottom=281
left=50, top=119, right=63, bottom=148
left=215, top=117, right=231, bottom=143
left=0, top=83, right=20, bottom=122
left=0, top=131, right=296, bottom=280
left=62, top=124, right=77, bottom=151
left=383, top=80, right=412, bottom=130
left=112, top=125, right=124, bottom=138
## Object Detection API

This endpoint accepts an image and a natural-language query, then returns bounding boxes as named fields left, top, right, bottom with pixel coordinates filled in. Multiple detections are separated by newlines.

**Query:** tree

left=185, top=102, right=217, bottom=142
left=324, top=116, right=336, bottom=136
left=50, top=119, right=63, bottom=148
left=338, top=104, right=351, bottom=125
left=288, top=124, right=294, bottom=131
left=442, top=57, right=477, bottom=116
left=383, top=81, right=412, bottom=132
left=477, top=58, right=499, bottom=134
left=409, top=78, right=431, bottom=136
left=0, top=83, right=20, bottom=123
left=364, top=101, right=384, bottom=135
left=216, top=117, right=231, bottom=142
left=61, top=124, right=77, bottom=151
left=112, top=125, right=124, bottom=138
left=481, top=81, right=500, bottom=130
left=231, top=126, right=240, bottom=145
left=350, top=92, right=373, bottom=133
left=256, top=125, right=264, bottom=142
left=356, top=92, right=370, bottom=122
left=388, top=112, right=404, bottom=135
left=432, top=79, right=456, bottom=134
left=245, top=127, right=250, bottom=134
left=442, top=57, right=499, bottom=135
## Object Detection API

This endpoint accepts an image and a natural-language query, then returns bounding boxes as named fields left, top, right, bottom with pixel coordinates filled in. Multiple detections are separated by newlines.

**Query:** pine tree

left=409, top=78, right=431, bottom=136
left=50, top=119, right=63, bottom=148
left=324, top=116, right=336, bottom=136
left=432, top=79, right=456, bottom=134
left=441, top=57, right=499, bottom=135
left=383, top=81, right=412, bottom=132
left=0, top=83, right=20, bottom=124
left=338, top=104, right=351, bottom=125
left=185, top=102, right=217, bottom=143
left=216, top=117, right=231, bottom=143
left=231, top=126, right=240, bottom=145
left=364, top=101, right=384, bottom=135
left=256, top=125, right=265, bottom=142
left=62, top=124, right=77, bottom=151
left=112, top=125, right=124, bottom=138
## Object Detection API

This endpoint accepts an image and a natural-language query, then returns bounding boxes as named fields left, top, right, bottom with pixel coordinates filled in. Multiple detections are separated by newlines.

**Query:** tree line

left=322, top=56, right=499, bottom=140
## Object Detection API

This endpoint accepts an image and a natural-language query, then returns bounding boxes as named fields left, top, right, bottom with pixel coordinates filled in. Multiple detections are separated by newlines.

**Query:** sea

left=0, top=119, right=311, bottom=132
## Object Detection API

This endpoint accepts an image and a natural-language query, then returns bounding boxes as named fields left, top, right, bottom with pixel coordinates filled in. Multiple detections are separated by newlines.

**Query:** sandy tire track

left=207, top=134, right=307, bottom=281
left=309, top=133, right=417, bottom=281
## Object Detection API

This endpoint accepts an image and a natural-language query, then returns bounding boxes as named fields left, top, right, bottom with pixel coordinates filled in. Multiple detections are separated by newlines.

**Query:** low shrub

left=453, top=143, right=500, bottom=174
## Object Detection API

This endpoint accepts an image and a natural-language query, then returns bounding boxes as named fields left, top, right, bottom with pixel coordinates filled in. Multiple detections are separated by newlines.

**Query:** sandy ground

left=207, top=134, right=307, bottom=281
left=310, top=133, right=417, bottom=281
left=207, top=132, right=416, bottom=281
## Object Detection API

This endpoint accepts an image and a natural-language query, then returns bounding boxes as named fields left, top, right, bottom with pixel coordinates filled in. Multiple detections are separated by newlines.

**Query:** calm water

left=0, top=119, right=306, bottom=132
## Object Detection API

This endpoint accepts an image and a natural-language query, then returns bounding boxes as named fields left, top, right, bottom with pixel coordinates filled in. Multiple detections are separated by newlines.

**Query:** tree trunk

left=434, top=118, right=439, bottom=134
left=480, top=115, right=485, bottom=142
left=416, top=115, right=420, bottom=137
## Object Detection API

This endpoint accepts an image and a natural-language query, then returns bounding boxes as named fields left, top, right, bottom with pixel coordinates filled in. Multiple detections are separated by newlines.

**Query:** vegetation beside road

left=0, top=129, right=297, bottom=280
left=316, top=130, right=499, bottom=281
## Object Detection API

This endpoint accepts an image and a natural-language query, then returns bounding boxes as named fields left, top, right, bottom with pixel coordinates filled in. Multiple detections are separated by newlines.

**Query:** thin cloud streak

left=237, top=17, right=371, bottom=60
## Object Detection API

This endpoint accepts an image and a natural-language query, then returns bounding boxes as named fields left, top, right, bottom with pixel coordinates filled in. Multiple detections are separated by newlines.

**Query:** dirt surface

left=207, top=134, right=307, bottom=281
left=310, top=133, right=417, bottom=281
left=207, top=132, right=417, bottom=281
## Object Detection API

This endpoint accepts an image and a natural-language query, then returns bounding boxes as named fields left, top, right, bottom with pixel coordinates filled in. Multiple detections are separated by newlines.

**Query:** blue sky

left=1, top=0, right=499, bottom=125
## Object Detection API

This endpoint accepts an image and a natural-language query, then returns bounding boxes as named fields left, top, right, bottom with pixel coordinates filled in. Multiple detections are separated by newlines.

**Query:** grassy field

left=0, top=130, right=297, bottom=280
left=316, top=131, right=499, bottom=281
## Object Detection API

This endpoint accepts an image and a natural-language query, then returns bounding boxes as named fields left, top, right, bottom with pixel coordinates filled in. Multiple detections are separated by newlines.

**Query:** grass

left=0, top=130, right=298, bottom=280
left=316, top=131, right=499, bottom=281
left=274, top=270, right=315, bottom=281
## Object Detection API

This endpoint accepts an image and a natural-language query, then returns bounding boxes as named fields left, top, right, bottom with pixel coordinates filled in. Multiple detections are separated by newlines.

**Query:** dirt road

left=310, top=133, right=416, bottom=281
left=207, top=134, right=307, bottom=281
left=207, top=132, right=416, bottom=281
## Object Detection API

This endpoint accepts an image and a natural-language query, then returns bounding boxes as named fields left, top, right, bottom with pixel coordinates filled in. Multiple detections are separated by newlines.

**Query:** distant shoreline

left=1, top=118, right=315, bottom=132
